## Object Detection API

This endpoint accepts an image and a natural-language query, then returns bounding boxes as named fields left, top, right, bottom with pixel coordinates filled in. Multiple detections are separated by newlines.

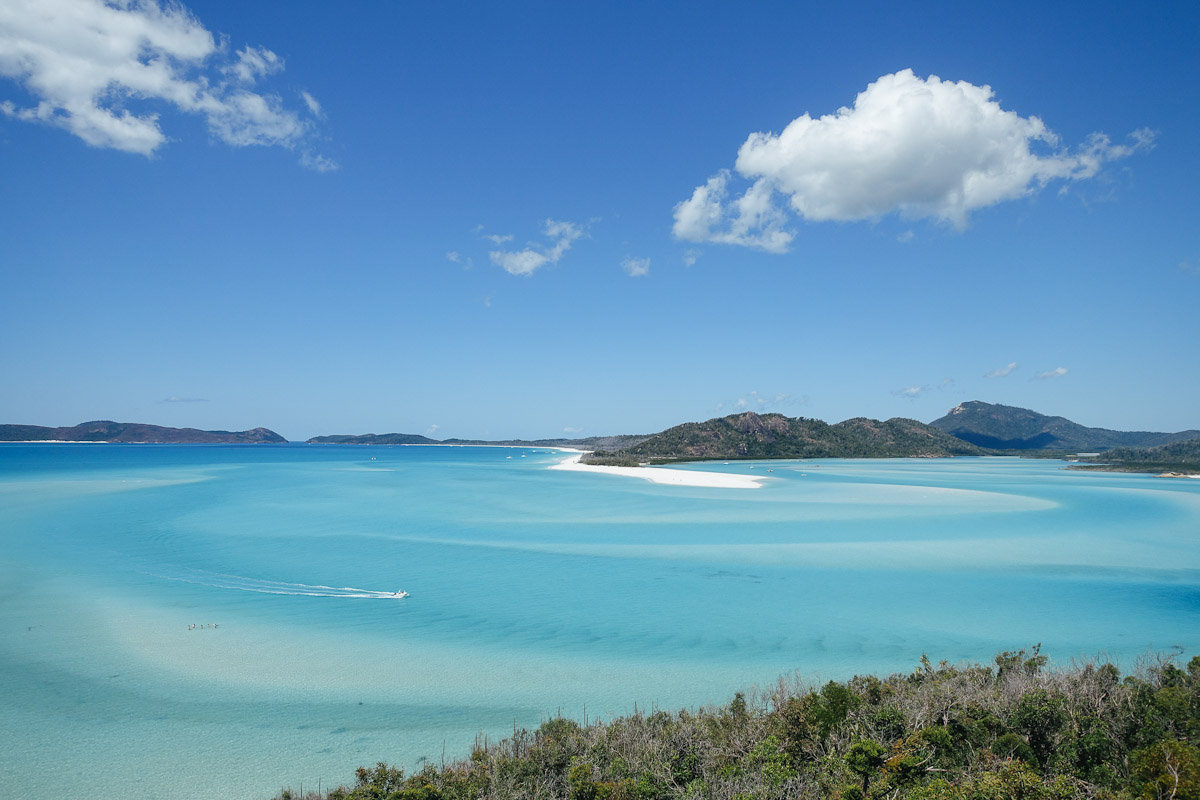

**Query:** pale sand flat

left=549, top=453, right=764, bottom=489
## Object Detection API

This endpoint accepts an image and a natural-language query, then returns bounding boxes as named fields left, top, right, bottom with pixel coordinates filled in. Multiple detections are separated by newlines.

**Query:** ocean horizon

left=2, top=443, right=1198, bottom=799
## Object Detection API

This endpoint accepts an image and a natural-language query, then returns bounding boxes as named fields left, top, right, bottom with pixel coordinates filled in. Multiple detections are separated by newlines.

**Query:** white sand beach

left=549, top=453, right=764, bottom=489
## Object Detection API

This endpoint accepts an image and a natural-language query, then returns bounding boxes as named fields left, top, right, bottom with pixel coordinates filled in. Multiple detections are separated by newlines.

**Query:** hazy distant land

left=3, top=401, right=1197, bottom=474
left=0, top=420, right=286, bottom=444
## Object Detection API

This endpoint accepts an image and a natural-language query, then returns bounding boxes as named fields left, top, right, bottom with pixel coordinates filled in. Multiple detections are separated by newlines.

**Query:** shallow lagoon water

left=1, top=444, right=1198, bottom=798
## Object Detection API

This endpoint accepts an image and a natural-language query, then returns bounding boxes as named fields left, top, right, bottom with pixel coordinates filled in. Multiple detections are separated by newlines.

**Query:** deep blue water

left=1, top=444, right=1198, bottom=798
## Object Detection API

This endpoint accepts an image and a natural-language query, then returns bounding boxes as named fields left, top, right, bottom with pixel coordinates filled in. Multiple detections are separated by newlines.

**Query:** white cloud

left=672, top=171, right=794, bottom=253
left=720, top=391, right=799, bottom=414
left=985, top=362, right=1019, bottom=378
left=674, top=69, right=1153, bottom=252
left=485, top=233, right=514, bottom=244
left=300, top=90, right=322, bottom=117
left=894, top=385, right=929, bottom=398
left=299, top=151, right=338, bottom=172
left=897, top=230, right=915, bottom=243
left=683, top=248, right=701, bottom=267
left=563, top=426, right=582, bottom=434
left=489, top=218, right=584, bottom=277
left=160, top=395, right=207, bottom=403
left=1033, top=366, right=1069, bottom=380
left=0, top=0, right=331, bottom=167
left=224, top=45, right=282, bottom=84
left=621, top=256, right=650, bottom=277
left=1180, top=258, right=1200, bottom=277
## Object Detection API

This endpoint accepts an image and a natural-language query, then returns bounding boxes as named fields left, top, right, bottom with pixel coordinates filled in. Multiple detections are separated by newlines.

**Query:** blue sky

left=2, top=0, right=1197, bottom=441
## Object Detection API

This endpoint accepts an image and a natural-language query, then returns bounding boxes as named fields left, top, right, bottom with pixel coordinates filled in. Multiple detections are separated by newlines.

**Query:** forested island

left=927, top=402, right=1200, bottom=452
left=581, top=413, right=985, bottom=465
left=306, top=401, right=1199, bottom=472
left=273, top=648, right=1200, bottom=800
left=5, top=401, right=1196, bottom=472
left=1073, top=439, right=1200, bottom=476
left=0, top=420, right=285, bottom=444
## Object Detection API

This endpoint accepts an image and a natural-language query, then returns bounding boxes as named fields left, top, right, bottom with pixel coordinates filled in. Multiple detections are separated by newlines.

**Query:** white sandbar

left=549, top=453, right=764, bottom=489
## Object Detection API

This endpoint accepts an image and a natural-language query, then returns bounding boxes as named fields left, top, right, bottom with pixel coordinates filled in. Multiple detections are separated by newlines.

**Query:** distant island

left=0, top=421, right=286, bottom=444
left=582, top=412, right=985, bottom=465
left=305, top=401, right=1199, bottom=474
left=928, top=400, right=1200, bottom=451
left=1071, top=439, right=1200, bottom=476
left=5, top=402, right=1197, bottom=473
left=307, top=432, right=651, bottom=450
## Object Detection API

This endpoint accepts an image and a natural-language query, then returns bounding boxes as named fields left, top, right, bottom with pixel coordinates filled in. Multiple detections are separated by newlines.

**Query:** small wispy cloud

left=1033, top=366, right=1069, bottom=380
left=897, top=230, right=915, bottom=243
left=621, top=256, right=650, bottom=277
left=563, top=426, right=582, bottom=434
left=489, top=219, right=584, bottom=277
left=893, top=385, right=929, bottom=399
left=985, top=362, right=1019, bottom=378
left=161, top=396, right=208, bottom=403
left=300, top=91, right=323, bottom=117
left=425, top=423, right=440, bottom=437
left=1180, top=258, right=1200, bottom=276
left=446, top=251, right=473, bottom=269
left=719, top=391, right=801, bottom=413
left=299, top=152, right=338, bottom=172
left=485, top=234, right=514, bottom=245
left=683, top=249, right=701, bottom=267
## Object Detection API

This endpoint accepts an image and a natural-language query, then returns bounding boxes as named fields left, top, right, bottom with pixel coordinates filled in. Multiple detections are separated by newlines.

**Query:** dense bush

left=274, top=648, right=1200, bottom=800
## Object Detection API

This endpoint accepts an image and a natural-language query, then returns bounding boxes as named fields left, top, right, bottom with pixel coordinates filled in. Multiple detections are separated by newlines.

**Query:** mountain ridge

left=928, top=401, right=1200, bottom=451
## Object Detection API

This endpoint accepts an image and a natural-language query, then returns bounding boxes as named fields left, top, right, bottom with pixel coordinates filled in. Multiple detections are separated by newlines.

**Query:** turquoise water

left=2, top=444, right=1199, bottom=798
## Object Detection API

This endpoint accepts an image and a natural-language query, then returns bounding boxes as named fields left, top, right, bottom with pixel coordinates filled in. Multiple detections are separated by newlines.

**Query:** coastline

left=549, top=453, right=764, bottom=489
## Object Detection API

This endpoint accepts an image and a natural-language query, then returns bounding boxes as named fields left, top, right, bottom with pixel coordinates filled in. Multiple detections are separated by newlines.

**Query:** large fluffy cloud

left=674, top=69, right=1153, bottom=251
left=0, top=0, right=332, bottom=166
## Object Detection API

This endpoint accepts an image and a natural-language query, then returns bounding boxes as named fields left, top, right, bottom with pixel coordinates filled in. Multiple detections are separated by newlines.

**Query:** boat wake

left=159, top=570, right=407, bottom=599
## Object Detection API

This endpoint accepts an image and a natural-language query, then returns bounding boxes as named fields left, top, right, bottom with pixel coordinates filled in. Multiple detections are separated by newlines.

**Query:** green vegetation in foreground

left=272, top=647, right=1200, bottom=800
left=582, top=412, right=986, bottom=465
left=1072, top=439, right=1200, bottom=476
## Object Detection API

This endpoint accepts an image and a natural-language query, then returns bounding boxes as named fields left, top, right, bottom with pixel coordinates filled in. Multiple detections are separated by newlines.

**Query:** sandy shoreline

left=549, top=453, right=764, bottom=489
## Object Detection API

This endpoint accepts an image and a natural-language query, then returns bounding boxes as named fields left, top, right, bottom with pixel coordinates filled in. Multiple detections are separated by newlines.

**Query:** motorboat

left=393, top=590, right=410, bottom=598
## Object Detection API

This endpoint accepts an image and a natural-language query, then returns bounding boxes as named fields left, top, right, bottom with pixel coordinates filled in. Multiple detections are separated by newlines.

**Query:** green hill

left=929, top=401, right=1199, bottom=451
left=586, top=412, right=986, bottom=463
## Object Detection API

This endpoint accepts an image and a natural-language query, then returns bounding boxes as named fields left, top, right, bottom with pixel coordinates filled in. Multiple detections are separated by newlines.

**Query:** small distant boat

left=393, top=590, right=409, bottom=598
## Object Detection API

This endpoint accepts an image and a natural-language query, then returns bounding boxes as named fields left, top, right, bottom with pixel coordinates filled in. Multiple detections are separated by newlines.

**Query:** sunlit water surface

left=2, top=444, right=1198, bottom=798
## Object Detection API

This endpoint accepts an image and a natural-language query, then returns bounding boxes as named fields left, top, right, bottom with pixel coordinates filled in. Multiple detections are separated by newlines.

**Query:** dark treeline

left=1075, top=440, right=1200, bottom=475
left=273, top=647, right=1200, bottom=800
